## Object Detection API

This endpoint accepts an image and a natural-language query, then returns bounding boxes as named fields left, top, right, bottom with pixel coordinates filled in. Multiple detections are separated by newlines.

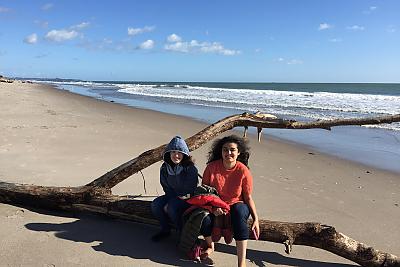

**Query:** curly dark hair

left=164, top=153, right=195, bottom=167
left=207, top=135, right=250, bottom=167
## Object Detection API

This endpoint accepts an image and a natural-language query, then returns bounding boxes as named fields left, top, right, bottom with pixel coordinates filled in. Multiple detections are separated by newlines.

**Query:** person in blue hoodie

left=151, top=136, right=200, bottom=242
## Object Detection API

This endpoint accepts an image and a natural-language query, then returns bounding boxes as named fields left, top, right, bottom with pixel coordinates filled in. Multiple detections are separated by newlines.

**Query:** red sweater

left=202, top=160, right=253, bottom=205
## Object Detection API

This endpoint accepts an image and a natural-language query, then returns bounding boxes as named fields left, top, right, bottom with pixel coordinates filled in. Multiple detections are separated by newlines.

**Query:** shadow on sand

left=25, top=209, right=357, bottom=267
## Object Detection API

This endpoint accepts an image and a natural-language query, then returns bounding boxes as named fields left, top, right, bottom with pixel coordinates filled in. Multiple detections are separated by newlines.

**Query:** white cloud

left=165, top=42, right=189, bottom=53
left=164, top=36, right=240, bottom=56
left=45, top=29, right=79, bottom=42
left=139, top=40, right=154, bottom=50
left=318, top=23, right=332, bottom=31
left=199, top=42, right=239, bottom=56
left=71, top=22, right=90, bottom=30
left=24, top=33, right=38, bottom=44
left=167, top=33, right=182, bottom=43
left=41, top=3, right=54, bottom=11
left=43, top=22, right=88, bottom=43
left=0, top=6, right=11, bottom=13
left=347, top=25, right=365, bottom=31
left=127, top=26, right=155, bottom=36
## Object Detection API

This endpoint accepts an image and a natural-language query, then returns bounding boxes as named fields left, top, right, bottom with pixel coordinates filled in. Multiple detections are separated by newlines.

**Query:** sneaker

left=151, top=231, right=170, bottom=242
left=201, top=256, right=215, bottom=266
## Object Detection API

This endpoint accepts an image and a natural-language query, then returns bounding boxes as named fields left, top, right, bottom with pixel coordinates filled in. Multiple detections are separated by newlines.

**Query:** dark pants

left=200, top=202, right=250, bottom=241
left=151, top=195, right=190, bottom=232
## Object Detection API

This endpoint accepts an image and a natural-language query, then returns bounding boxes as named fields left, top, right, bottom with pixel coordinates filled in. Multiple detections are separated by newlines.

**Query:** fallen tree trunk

left=0, top=182, right=398, bottom=267
left=1, top=113, right=400, bottom=267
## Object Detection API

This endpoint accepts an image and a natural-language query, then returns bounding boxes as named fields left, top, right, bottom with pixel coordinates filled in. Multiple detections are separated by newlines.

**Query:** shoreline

left=54, top=81, right=400, bottom=175
left=1, top=81, right=399, bottom=266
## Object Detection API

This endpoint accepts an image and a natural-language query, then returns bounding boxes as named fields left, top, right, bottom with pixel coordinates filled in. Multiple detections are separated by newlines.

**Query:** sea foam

left=115, top=83, right=400, bottom=131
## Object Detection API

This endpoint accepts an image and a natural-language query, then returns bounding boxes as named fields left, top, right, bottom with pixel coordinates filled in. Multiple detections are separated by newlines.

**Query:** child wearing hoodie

left=151, top=136, right=200, bottom=242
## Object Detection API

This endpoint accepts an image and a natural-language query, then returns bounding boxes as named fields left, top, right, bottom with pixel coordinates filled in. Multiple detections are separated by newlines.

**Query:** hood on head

left=163, top=136, right=190, bottom=161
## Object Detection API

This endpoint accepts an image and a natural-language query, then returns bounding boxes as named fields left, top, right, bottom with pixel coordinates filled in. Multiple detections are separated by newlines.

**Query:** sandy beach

left=1, top=81, right=399, bottom=266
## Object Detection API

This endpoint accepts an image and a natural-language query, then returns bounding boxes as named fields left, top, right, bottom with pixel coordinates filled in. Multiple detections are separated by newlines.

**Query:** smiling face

left=170, top=151, right=184, bottom=164
left=222, top=142, right=240, bottom=167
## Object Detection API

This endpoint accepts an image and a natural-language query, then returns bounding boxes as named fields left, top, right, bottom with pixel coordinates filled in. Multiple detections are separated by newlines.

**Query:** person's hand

left=251, top=219, right=260, bottom=239
left=212, top=207, right=225, bottom=216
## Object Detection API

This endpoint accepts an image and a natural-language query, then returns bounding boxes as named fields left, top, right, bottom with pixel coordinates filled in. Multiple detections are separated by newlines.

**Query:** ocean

left=36, top=80, right=400, bottom=174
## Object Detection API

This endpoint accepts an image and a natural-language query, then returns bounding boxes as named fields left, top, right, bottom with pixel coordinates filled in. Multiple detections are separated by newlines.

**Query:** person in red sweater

left=200, top=135, right=260, bottom=267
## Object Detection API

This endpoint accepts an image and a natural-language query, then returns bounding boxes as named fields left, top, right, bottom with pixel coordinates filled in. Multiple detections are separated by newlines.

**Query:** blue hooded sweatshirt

left=160, top=136, right=199, bottom=197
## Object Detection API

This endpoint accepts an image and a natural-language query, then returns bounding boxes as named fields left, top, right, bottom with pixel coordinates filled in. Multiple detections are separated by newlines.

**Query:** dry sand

left=0, top=81, right=399, bottom=266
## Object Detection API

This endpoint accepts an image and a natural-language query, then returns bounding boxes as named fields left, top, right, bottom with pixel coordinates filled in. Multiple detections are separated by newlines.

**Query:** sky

left=0, top=0, right=399, bottom=82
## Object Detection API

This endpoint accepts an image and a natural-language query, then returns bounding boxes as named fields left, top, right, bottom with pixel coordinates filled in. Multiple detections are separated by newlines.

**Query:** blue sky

left=0, top=1, right=399, bottom=82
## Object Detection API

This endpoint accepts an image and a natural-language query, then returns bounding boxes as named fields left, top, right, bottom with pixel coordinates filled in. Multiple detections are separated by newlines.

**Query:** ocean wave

left=116, top=84, right=400, bottom=116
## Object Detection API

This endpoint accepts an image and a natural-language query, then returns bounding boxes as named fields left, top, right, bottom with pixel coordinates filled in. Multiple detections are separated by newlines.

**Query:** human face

left=222, top=142, right=240, bottom=166
left=170, top=151, right=184, bottom=164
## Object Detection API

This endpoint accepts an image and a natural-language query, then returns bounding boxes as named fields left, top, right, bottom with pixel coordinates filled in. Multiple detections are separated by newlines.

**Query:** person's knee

left=200, top=215, right=214, bottom=237
left=152, top=196, right=167, bottom=213
left=202, top=215, right=213, bottom=227
left=167, top=198, right=188, bottom=218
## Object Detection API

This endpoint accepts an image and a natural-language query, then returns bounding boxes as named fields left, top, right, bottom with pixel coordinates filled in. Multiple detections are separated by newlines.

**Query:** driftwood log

left=1, top=113, right=400, bottom=267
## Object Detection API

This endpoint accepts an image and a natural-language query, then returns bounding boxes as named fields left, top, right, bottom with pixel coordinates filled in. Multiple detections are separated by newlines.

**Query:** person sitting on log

left=199, top=135, right=260, bottom=267
left=151, top=136, right=200, bottom=242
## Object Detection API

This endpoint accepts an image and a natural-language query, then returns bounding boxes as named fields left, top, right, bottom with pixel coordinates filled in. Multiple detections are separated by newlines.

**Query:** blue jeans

left=151, top=195, right=190, bottom=232
left=200, top=202, right=250, bottom=241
